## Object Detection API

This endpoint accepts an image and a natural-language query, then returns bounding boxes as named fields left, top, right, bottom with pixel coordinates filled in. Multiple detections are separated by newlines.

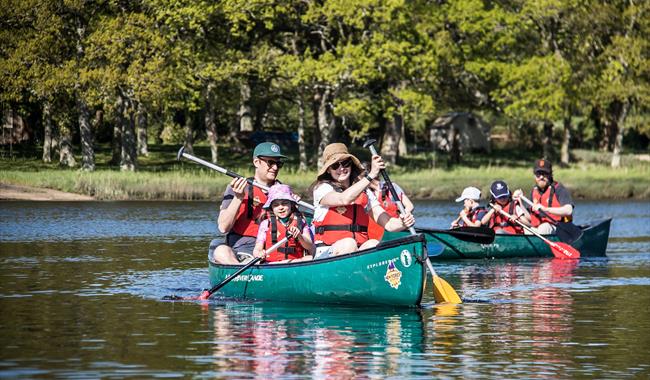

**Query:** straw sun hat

left=317, top=143, right=364, bottom=177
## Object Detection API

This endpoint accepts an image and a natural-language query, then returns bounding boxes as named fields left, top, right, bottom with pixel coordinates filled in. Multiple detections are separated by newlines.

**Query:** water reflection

left=203, top=303, right=427, bottom=378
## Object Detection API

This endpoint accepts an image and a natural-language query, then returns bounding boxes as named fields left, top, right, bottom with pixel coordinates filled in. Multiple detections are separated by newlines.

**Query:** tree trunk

left=111, top=97, right=123, bottom=165
left=398, top=120, right=407, bottom=157
left=77, top=97, right=95, bottom=171
left=315, top=86, right=336, bottom=169
left=543, top=121, right=554, bottom=160
left=239, top=81, right=253, bottom=132
left=380, top=113, right=401, bottom=165
left=448, top=125, right=460, bottom=165
left=297, top=96, right=308, bottom=171
left=611, top=100, right=629, bottom=168
left=311, top=93, right=321, bottom=160
left=560, top=117, right=571, bottom=166
left=183, top=112, right=194, bottom=155
left=205, top=85, right=218, bottom=163
left=42, top=100, right=53, bottom=163
left=136, top=103, right=148, bottom=157
left=58, top=125, right=76, bottom=167
left=120, top=95, right=137, bottom=171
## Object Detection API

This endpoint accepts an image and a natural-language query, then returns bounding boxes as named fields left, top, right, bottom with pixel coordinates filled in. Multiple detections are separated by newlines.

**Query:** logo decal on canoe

left=400, top=250, right=412, bottom=267
left=384, top=262, right=402, bottom=289
left=232, top=274, right=264, bottom=282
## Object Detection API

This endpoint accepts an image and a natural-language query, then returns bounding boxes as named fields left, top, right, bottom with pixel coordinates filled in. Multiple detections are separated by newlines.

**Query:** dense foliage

left=1, top=0, right=648, bottom=170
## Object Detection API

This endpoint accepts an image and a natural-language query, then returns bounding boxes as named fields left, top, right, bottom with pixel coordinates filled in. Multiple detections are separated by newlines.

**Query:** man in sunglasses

left=513, top=158, right=574, bottom=235
left=211, top=142, right=287, bottom=264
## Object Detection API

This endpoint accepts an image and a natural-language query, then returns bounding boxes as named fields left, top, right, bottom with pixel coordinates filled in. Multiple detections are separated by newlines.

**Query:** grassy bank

left=1, top=144, right=649, bottom=201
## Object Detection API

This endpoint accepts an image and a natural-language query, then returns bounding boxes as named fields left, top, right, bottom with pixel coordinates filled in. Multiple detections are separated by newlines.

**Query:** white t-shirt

left=312, top=183, right=380, bottom=223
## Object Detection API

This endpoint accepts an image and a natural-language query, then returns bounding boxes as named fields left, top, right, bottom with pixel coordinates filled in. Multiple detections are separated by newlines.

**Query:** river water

left=1, top=200, right=649, bottom=378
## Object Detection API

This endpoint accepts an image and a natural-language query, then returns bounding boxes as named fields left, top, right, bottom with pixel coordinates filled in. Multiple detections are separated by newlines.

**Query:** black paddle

left=162, top=237, right=289, bottom=301
left=363, top=139, right=461, bottom=304
left=176, top=146, right=314, bottom=211
left=415, top=226, right=495, bottom=245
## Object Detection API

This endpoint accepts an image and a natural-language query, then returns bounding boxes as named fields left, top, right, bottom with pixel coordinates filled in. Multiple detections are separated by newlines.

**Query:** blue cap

left=253, top=142, right=287, bottom=159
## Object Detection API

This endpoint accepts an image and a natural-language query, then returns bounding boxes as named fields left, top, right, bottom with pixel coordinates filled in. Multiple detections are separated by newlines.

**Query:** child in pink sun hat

left=253, top=184, right=315, bottom=263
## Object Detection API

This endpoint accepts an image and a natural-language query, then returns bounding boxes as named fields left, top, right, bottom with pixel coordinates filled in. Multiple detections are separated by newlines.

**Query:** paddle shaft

left=177, top=147, right=315, bottom=211
left=519, top=194, right=561, bottom=225
left=203, top=237, right=289, bottom=298
left=489, top=204, right=554, bottom=244
left=364, top=142, right=462, bottom=303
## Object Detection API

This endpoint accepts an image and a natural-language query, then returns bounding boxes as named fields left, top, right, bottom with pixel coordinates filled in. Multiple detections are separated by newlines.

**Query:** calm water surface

left=1, top=200, right=649, bottom=378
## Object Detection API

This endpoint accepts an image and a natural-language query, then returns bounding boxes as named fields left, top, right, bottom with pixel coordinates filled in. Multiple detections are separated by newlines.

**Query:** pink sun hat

left=263, top=184, right=297, bottom=209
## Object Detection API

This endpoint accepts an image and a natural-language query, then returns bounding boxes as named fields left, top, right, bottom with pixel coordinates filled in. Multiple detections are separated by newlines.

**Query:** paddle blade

left=550, top=241, right=581, bottom=260
left=432, top=275, right=462, bottom=304
left=555, top=222, right=584, bottom=244
left=197, top=290, right=211, bottom=300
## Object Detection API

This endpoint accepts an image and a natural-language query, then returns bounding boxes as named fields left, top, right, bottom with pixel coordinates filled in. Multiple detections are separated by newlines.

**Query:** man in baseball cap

left=211, top=142, right=288, bottom=264
left=513, top=158, right=573, bottom=235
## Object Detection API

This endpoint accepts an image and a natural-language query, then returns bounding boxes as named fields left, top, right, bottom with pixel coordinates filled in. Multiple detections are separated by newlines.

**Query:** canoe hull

left=208, top=234, right=428, bottom=307
left=385, top=219, right=611, bottom=260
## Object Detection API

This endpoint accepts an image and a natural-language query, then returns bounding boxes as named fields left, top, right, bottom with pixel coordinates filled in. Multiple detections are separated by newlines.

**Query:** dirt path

left=0, top=183, right=94, bottom=201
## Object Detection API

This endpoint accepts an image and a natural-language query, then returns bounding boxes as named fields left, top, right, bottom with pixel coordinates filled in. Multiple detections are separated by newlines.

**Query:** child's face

left=463, top=198, right=475, bottom=208
left=496, top=197, right=508, bottom=205
left=271, top=199, right=293, bottom=218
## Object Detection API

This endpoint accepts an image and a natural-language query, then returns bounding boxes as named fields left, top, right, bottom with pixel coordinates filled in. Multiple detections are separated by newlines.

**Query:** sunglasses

left=258, top=157, right=284, bottom=169
left=330, top=159, right=352, bottom=170
left=534, top=172, right=548, bottom=178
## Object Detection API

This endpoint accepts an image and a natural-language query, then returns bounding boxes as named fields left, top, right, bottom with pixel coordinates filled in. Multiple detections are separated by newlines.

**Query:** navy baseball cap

left=490, top=180, right=510, bottom=199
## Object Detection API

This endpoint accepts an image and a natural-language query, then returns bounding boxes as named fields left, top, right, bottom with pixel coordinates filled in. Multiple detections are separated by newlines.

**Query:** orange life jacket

left=264, top=213, right=306, bottom=262
left=490, top=200, right=523, bottom=234
left=530, top=182, right=572, bottom=226
left=230, top=179, right=268, bottom=238
left=313, top=189, right=370, bottom=246
left=368, top=185, right=400, bottom=241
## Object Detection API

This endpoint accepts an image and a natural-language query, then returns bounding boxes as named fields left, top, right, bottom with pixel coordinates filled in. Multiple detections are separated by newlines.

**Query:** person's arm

left=297, top=225, right=315, bottom=255
left=217, top=177, right=248, bottom=233
left=371, top=204, right=415, bottom=232
left=392, top=183, right=414, bottom=213
left=252, top=220, right=269, bottom=259
left=319, top=154, right=384, bottom=207
left=461, top=210, right=482, bottom=227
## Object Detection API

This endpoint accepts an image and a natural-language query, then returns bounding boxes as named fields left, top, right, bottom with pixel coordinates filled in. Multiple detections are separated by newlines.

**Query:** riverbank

left=0, top=183, right=94, bottom=201
left=2, top=145, right=648, bottom=201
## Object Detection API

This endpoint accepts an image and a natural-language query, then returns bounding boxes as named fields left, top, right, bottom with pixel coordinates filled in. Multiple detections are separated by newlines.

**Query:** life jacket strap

left=314, top=225, right=368, bottom=234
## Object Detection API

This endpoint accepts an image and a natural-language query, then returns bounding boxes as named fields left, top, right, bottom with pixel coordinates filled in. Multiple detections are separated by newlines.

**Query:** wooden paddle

left=489, top=203, right=580, bottom=260
left=519, top=194, right=583, bottom=244
left=363, top=139, right=462, bottom=304
left=163, top=237, right=288, bottom=300
left=177, top=146, right=315, bottom=211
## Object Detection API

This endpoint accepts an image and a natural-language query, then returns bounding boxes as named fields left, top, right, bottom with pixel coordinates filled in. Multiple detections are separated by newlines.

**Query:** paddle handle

left=366, top=144, right=417, bottom=236
left=177, top=146, right=315, bottom=211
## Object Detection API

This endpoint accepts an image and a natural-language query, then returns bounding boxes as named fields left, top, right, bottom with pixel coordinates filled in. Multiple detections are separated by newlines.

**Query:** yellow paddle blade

left=432, top=275, right=462, bottom=304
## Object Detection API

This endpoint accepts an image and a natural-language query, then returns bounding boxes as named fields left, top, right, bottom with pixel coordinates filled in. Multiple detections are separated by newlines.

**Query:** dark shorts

left=208, top=234, right=256, bottom=262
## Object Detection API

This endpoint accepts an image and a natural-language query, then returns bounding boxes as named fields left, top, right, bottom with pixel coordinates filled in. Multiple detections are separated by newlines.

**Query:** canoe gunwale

left=208, top=233, right=428, bottom=269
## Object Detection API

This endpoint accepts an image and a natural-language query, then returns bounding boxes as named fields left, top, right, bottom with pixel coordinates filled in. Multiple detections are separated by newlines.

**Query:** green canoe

left=384, top=219, right=611, bottom=260
left=208, top=234, right=429, bottom=307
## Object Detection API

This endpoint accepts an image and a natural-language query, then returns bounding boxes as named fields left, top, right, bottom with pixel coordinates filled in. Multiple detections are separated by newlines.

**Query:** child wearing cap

left=451, top=186, right=487, bottom=228
left=253, top=184, right=315, bottom=264
left=482, top=180, right=529, bottom=234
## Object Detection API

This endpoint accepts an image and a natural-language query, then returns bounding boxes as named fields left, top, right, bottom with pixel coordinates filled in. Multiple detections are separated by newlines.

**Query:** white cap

left=455, top=186, right=481, bottom=202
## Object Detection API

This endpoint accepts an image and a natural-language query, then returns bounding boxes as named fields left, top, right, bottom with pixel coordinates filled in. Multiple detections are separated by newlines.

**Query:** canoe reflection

left=205, top=303, right=428, bottom=377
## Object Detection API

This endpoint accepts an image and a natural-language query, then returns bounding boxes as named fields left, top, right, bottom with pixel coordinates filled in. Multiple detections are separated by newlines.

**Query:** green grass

left=1, top=143, right=649, bottom=200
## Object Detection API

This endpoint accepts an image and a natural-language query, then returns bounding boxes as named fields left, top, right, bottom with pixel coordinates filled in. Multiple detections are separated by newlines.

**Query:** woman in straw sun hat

left=310, top=143, right=415, bottom=258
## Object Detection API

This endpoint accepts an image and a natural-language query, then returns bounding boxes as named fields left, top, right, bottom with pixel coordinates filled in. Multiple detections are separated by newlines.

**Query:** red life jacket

left=230, top=179, right=268, bottom=237
left=264, top=213, right=306, bottom=262
left=458, top=206, right=486, bottom=227
left=367, top=185, right=400, bottom=241
left=313, top=188, right=370, bottom=246
left=490, top=200, right=523, bottom=234
left=530, top=182, right=572, bottom=226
